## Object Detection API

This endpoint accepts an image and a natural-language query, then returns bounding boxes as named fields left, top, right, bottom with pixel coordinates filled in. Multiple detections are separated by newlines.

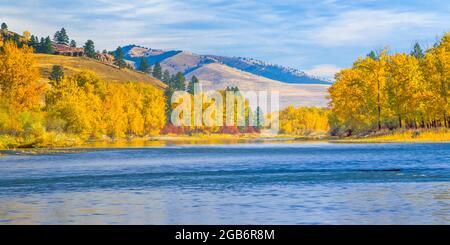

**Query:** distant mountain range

left=121, top=45, right=331, bottom=107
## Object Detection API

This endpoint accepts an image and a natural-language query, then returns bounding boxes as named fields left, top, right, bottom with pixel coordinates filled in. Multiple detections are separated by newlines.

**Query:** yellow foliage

left=329, top=32, right=450, bottom=135
left=279, top=106, right=329, bottom=135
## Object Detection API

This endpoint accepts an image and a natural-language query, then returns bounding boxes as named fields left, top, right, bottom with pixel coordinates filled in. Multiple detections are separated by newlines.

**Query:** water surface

left=0, top=143, right=449, bottom=224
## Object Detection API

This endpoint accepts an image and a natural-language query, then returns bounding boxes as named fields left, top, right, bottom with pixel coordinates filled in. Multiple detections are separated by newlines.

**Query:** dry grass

left=336, top=128, right=450, bottom=143
left=34, top=54, right=165, bottom=89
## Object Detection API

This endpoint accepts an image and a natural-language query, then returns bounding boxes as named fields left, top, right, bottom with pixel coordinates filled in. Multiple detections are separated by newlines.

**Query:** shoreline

left=1, top=132, right=449, bottom=156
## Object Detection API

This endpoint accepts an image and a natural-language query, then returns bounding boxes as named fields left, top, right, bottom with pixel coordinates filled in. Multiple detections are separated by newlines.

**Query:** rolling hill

left=122, top=45, right=330, bottom=107
left=34, top=54, right=165, bottom=89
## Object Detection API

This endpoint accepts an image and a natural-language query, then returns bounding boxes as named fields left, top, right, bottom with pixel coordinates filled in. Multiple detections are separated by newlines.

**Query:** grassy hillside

left=34, top=54, right=165, bottom=89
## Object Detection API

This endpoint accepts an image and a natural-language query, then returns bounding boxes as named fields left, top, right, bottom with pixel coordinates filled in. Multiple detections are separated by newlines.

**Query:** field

left=34, top=54, right=165, bottom=88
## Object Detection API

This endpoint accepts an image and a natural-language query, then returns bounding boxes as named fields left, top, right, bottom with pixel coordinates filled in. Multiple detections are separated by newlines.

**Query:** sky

left=0, top=0, right=449, bottom=79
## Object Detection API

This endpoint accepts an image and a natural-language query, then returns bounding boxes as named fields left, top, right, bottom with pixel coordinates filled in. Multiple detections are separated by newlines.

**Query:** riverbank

left=332, top=128, right=450, bottom=143
left=1, top=129, right=449, bottom=152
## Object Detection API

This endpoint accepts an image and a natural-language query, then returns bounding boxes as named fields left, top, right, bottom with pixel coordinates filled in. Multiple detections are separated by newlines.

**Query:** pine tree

left=113, top=46, right=127, bottom=68
left=53, top=28, right=69, bottom=45
left=152, top=62, right=162, bottom=80
left=162, top=70, right=171, bottom=85
left=367, top=50, right=378, bottom=60
left=70, top=40, right=77, bottom=48
left=43, top=36, right=54, bottom=54
left=1, top=22, right=7, bottom=31
left=84, top=40, right=96, bottom=58
left=139, top=57, right=150, bottom=73
left=411, top=42, right=424, bottom=60
left=173, top=72, right=186, bottom=91
left=49, top=65, right=64, bottom=83
left=187, top=75, right=199, bottom=94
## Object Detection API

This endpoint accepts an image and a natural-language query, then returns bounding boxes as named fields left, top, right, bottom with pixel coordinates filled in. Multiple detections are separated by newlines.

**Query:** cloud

left=308, top=9, right=442, bottom=47
left=305, top=64, right=342, bottom=80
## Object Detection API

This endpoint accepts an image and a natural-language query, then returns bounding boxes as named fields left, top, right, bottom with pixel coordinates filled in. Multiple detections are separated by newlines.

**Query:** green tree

left=152, top=62, right=162, bottom=80
left=70, top=40, right=77, bottom=48
left=139, top=57, right=150, bottom=73
left=42, top=36, right=54, bottom=54
left=83, top=40, right=96, bottom=58
left=113, top=46, right=127, bottom=69
left=1, top=22, right=8, bottom=31
left=172, top=72, right=186, bottom=91
left=49, top=65, right=64, bottom=83
left=411, top=42, right=424, bottom=60
left=53, top=28, right=69, bottom=45
left=187, top=75, right=199, bottom=94
left=162, top=70, right=171, bottom=85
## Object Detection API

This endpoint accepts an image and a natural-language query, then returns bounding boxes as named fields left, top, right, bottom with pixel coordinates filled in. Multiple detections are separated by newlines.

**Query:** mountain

left=121, top=45, right=331, bottom=107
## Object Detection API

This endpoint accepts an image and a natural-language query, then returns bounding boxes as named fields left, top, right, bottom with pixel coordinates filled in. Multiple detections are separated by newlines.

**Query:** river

left=0, top=143, right=449, bottom=224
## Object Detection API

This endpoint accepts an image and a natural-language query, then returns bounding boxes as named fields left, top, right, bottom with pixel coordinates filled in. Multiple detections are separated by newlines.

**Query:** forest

left=328, top=33, right=450, bottom=136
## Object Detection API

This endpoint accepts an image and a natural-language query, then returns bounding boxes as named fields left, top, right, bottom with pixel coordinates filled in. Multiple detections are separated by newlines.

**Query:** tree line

left=329, top=33, right=450, bottom=136
left=0, top=39, right=166, bottom=148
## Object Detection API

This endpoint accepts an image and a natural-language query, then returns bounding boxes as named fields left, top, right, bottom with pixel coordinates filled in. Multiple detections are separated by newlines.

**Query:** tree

left=42, top=36, right=54, bottom=54
left=187, top=75, right=199, bottom=94
left=83, top=40, right=96, bottom=58
left=367, top=50, right=378, bottom=60
left=53, top=28, right=69, bottom=45
left=411, top=42, right=424, bottom=60
left=70, top=40, right=77, bottom=48
left=172, top=72, right=186, bottom=91
left=254, top=106, right=264, bottom=129
left=113, top=46, right=127, bottom=68
left=139, top=57, right=150, bottom=73
left=152, top=62, right=162, bottom=80
left=0, top=41, right=45, bottom=112
left=1, top=23, right=7, bottom=31
left=49, top=65, right=64, bottom=83
left=162, top=70, right=171, bottom=85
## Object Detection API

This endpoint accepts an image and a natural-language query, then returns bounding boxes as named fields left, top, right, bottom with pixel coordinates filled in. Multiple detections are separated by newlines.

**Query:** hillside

left=123, top=45, right=330, bottom=85
left=34, top=54, right=165, bottom=89
left=122, top=45, right=330, bottom=107
left=186, top=63, right=329, bottom=108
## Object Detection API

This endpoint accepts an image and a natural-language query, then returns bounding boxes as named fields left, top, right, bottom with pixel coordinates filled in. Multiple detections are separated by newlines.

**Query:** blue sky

left=1, top=0, right=449, bottom=79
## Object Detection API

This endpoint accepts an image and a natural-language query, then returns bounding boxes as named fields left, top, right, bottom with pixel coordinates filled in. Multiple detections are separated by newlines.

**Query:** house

left=52, top=43, right=84, bottom=57
left=96, top=53, right=115, bottom=64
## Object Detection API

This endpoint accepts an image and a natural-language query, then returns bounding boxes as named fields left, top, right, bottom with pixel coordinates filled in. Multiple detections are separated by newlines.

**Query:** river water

left=0, top=143, right=449, bottom=224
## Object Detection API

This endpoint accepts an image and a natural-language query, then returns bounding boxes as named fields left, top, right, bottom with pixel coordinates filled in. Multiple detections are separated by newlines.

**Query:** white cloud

left=305, top=64, right=342, bottom=80
left=309, top=9, right=441, bottom=47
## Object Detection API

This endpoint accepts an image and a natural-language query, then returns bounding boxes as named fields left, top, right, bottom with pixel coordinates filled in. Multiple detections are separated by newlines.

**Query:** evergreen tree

left=139, top=57, right=150, bottom=73
left=70, top=40, right=77, bottom=48
left=49, top=65, right=64, bottom=82
left=1, top=22, right=7, bottom=31
left=173, top=72, right=186, bottom=91
left=43, top=36, right=54, bottom=54
left=254, top=106, right=264, bottom=129
left=411, top=42, right=425, bottom=60
left=83, top=40, right=96, bottom=58
left=187, top=75, right=199, bottom=94
left=113, top=46, right=127, bottom=68
left=53, top=28, right=69, bottom=45
left=367, top=50, right=378, bottom=60
left=162, top=70, right=171, bottom=85
left=152, top=62, right=162, bottom=80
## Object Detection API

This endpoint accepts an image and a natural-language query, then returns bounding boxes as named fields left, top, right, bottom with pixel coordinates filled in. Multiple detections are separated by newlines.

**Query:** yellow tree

left=423, top=33, right=450, bottom=127
left=0, top=41, right=45, bottom=112
left=385, top=53, right=423, bottom=128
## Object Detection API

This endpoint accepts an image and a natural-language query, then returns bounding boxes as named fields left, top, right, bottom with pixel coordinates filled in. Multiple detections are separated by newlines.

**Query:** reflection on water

left=0, top=143, right=449, bottom=224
